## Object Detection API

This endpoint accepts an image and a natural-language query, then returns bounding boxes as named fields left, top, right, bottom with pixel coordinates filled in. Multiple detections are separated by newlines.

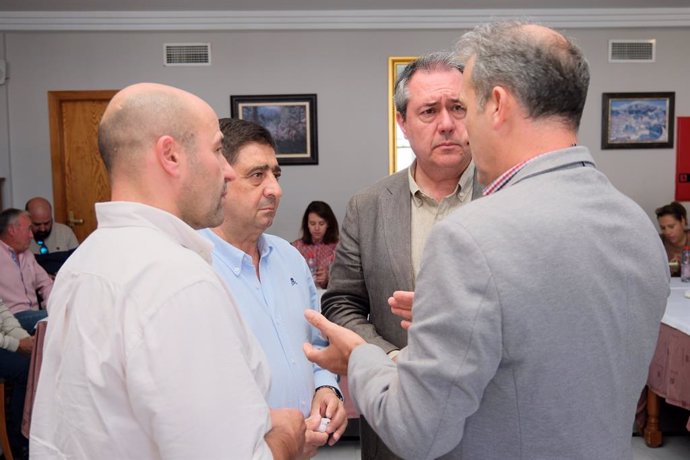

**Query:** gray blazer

left=322, top=167, right=484, bottom=353
left=348, top=147, right=670, bottom=459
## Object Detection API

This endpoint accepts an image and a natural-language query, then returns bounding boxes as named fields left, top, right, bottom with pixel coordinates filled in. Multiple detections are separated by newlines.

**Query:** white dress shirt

left=30, top=202, right=273, bottom=459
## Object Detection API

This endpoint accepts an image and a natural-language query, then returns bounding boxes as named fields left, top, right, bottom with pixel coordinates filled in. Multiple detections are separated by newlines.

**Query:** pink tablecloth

left=22, top=320, right=47, bottom=438
left=638, top=323, right=690, bottom=432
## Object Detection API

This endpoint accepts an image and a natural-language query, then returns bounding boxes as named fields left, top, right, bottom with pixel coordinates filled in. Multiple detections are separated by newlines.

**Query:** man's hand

left=303, top=310, right=365, bottom=375
left=310, top=387, right=348, bottom=446
left=389, top=290, right=414, bottom=330
left=265, top=408, right=306, bottom=460
left=303, top=415, right=328, bottom=457
left=17, top=336, right=34, bottom=355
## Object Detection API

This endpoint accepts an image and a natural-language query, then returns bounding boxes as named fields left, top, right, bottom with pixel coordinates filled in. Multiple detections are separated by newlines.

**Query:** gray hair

left=0, top=208, right=27, bottom=236
left=394, top=51, right=464, bottom=121
left=454, top=21, right=590, bottom=131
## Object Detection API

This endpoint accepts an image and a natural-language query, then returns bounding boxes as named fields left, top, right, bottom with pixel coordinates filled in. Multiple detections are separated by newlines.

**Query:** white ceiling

left=2, top=0, right=690, bottom=11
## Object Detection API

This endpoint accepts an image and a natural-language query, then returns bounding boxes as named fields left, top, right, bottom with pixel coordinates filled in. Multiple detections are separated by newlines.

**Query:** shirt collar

left=0, top=239, right=21, bottom=259
left=482, top=150, right=561, bottom=196
left=198, top=228, right=274, bottom=276
left=407, top=160, right=475, bottom=205
left=95, top=201, right=214, bottom=264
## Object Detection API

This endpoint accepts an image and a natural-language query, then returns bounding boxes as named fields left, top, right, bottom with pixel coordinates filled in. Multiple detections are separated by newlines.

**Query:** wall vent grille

left=164, top=43, right=211, bottom=66
left=609, top=40, right=655, bottom=63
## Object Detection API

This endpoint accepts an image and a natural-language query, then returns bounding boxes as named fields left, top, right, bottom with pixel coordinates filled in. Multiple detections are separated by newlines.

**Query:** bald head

left=25, top=196, right=52, bottom=216
left=97, top=83, right=231, bottom=228
left=455, top=21, right=589, bottom=131
left=98, top=83, right=210, bottom=176
left=25, top=196, right=54, bottom=239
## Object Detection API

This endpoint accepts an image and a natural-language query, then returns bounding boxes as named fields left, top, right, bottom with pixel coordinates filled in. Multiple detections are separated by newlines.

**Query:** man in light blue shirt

left=200, top=118, right=347, bottom=457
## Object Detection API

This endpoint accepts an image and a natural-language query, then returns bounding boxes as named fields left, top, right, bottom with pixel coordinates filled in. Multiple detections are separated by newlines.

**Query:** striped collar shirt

left=482, top=150, right=560, bottom=196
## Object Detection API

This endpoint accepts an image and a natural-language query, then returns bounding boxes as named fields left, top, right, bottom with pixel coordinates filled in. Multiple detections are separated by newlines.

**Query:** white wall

left=0, top=26, right=688, bottom=239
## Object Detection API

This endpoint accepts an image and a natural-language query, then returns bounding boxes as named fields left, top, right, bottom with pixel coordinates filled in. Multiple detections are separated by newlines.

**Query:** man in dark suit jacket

left=322, top=51, right=482, bottom=459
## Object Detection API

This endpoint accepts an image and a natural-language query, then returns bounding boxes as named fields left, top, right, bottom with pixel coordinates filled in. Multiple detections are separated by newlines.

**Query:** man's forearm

left=265, top=429, right=301, bottom=460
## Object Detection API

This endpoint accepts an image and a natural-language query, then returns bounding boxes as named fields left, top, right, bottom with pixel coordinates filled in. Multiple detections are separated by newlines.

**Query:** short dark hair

left=218, top=118, right=277, bottom=165
left=655, top=201, right=687, bottom=223
left=299, top=201, right=339, bottom=245
left=0, top=208, right=25, bottom=236
left=394, top=51, right=463, bottom=121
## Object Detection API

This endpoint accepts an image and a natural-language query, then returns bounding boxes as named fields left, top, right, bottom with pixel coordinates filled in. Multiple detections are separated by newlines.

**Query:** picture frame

left=230, top=94, right=318, bottom=165
left=601, top=92, right=675, bottom=149
left=388, top=56, right=417, bottom=174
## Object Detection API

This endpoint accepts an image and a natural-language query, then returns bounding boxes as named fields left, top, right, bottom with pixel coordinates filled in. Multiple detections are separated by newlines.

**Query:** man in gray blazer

left=322, top=51, right=482, bottom=459
left=307, top=21, right=669, bottom=459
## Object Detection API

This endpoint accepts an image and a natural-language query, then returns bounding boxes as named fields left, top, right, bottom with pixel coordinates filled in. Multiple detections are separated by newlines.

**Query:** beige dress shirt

left=409, top=161, right=475, bottom=278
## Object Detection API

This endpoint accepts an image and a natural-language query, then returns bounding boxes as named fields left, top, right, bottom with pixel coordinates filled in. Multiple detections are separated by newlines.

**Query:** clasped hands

left=268, top=386, right=348, bottom=459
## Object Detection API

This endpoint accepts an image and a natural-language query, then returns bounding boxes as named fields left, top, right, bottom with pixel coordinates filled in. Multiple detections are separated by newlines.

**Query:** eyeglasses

left=37, top=240, right=49, bottom=255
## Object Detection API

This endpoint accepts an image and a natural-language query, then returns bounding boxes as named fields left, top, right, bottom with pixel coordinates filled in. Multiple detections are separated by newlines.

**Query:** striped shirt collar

left=482, top=150, right=561, bottom=196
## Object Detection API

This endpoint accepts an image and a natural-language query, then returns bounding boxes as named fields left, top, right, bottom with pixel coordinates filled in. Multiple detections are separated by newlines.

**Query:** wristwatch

left=315, top=385, right=344, bottom=401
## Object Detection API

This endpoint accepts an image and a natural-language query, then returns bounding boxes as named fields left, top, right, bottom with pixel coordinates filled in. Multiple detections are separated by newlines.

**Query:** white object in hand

left=684, top=290, right=690, bottom=299
left=317, top=417, right=330, bottom=433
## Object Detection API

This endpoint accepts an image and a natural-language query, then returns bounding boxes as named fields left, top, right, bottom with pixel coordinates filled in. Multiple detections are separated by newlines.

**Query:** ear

left=155, top=135, right=182, bottom=177
left=395, top=112, right=409, bottom=139
left=487, top=86, right=511, bottom=129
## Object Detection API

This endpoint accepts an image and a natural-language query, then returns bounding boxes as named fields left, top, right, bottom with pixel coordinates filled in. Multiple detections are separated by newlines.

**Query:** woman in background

left=656, top=201, right=690, bottom=276
left=293, top=201, right=339, bottom=289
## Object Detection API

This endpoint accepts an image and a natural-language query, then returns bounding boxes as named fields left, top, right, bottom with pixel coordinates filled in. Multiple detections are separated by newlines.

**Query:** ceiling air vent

left=164, top=43, right=211, bottom=66
left=609, top=40, right=655, bottom=63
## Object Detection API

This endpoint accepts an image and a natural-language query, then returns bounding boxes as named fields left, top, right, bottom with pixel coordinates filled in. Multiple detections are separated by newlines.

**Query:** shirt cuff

left=315, top=385, right=344, bottom=401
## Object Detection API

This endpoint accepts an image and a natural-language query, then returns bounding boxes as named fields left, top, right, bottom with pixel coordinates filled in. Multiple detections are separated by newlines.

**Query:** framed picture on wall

left=601, top=92, right=675, bottom=149
left=230, top=94, right=318, bottom=165
left=388, top=56, right=417, bottom=174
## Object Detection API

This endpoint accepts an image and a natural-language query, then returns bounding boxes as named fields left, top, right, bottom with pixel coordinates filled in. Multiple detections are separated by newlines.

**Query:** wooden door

left=48, top=90, right=118, bottom=242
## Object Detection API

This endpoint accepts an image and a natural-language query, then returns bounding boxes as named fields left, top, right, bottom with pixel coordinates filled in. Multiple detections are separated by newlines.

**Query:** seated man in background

left=0, top=208, right=51, bottom=332
left=199, top=118, right=347, bottom=458
left=0, top=298, right=34, bottom=460
left=25, top=197, right=78, bottom=255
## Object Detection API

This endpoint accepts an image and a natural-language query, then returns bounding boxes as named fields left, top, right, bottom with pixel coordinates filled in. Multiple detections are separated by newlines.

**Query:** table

left=642, top=279, right=690, bottom=447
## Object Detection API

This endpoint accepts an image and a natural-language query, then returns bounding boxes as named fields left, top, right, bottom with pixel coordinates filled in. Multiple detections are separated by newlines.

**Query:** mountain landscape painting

left=602, top=92, right=675, bottom=149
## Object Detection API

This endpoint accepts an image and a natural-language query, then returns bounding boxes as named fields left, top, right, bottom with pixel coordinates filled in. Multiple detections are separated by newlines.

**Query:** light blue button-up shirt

left=199, top=229, right=339, bottom=416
